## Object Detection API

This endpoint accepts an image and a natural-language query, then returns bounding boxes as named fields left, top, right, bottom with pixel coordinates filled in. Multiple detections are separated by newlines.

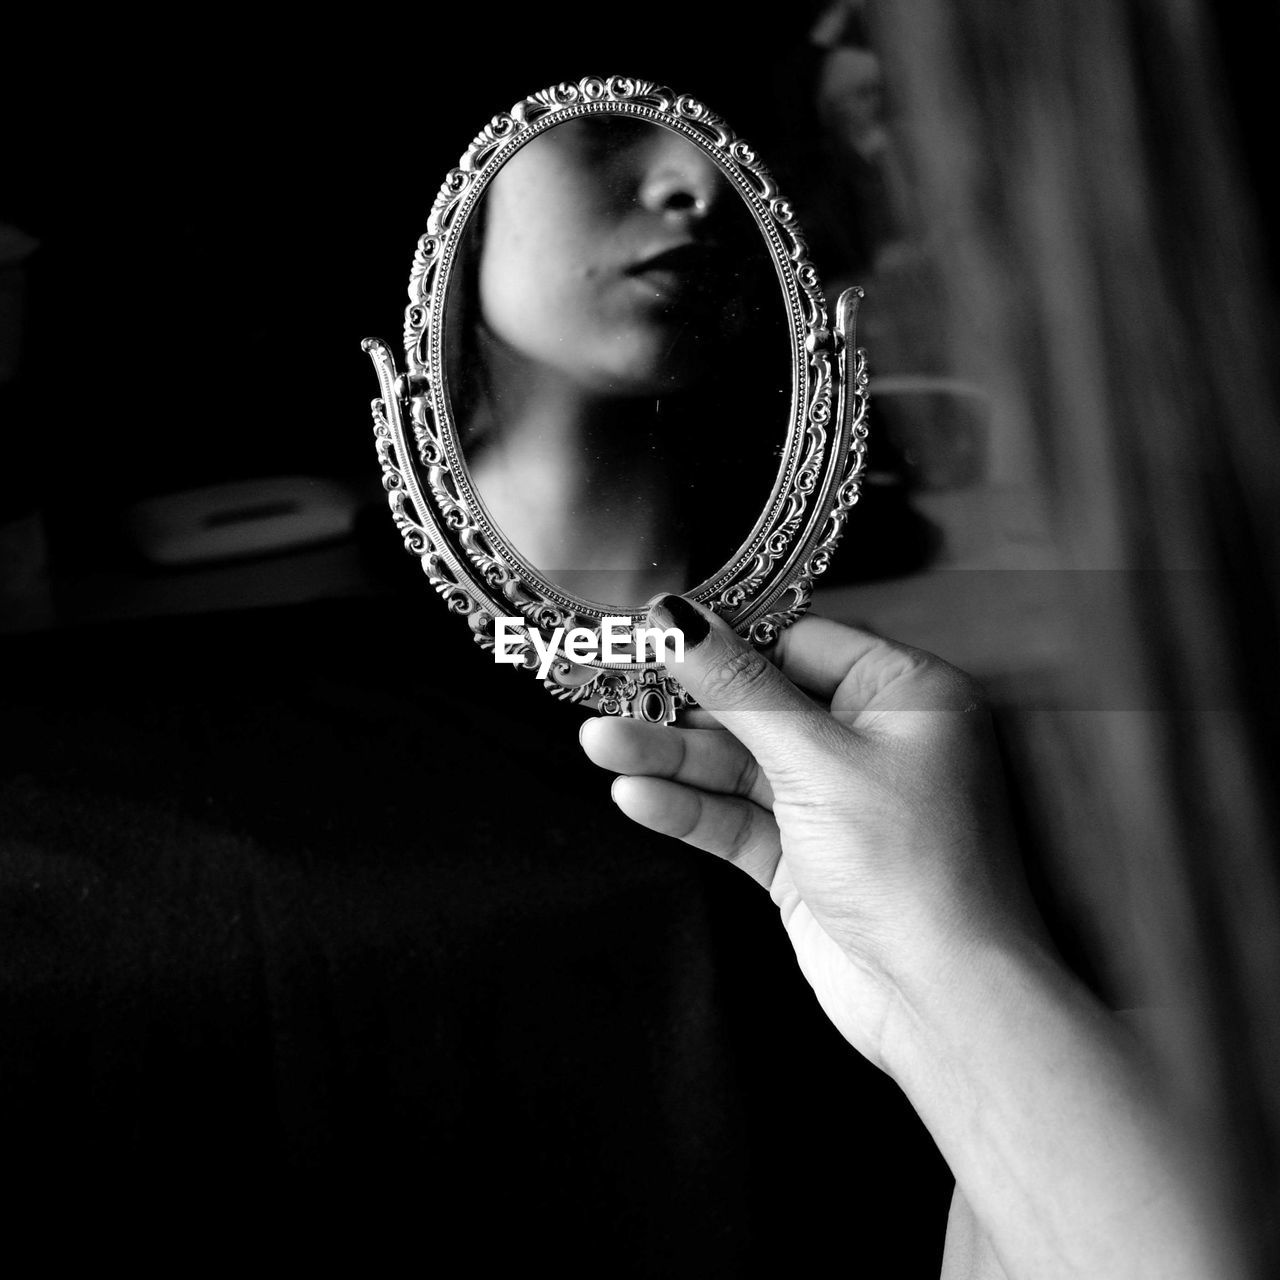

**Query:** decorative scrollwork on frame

left=363, top=78, right=867, bottom=721
left=749, top=310, right=870, bottom=647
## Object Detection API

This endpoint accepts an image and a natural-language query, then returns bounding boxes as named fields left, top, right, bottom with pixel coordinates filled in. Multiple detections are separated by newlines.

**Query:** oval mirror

left=445, top=114, right=790, bottom=610
left=363, top=76, right=868, bottom=723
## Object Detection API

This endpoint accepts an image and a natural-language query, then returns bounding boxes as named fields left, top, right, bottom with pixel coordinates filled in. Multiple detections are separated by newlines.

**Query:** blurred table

left=816, top=482, right=1074, bottom=686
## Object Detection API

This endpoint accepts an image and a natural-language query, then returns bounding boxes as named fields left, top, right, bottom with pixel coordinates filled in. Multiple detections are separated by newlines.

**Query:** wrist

left=874, top=925, right=1070, bottom=1087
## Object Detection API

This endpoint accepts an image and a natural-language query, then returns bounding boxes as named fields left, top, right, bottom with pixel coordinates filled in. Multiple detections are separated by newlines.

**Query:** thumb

left=649, top=594, right=837, bottom=777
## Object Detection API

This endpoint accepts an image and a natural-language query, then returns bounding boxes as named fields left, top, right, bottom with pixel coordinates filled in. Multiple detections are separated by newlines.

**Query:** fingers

left=769, top=614, right=897, bottom=700
left=648, top=595, right=841, bottom=781
left=664, top=606, right=984, bottom=730
left=580, top=717, right=774, bottom=809
left=610, top=776, right=782, bottom=888
left=674, top=707, right=722, bottom=730
left=771, top=614, right=981, bottom=715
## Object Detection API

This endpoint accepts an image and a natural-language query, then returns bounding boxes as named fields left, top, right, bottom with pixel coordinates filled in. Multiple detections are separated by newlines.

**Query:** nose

left=637, top=135, right=721, bottom=220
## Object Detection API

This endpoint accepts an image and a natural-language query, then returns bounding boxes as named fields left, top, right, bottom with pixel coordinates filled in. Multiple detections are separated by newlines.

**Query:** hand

left=582, top=597, right=1239, bottom=1278
left=579, top=595, right=1045, bottom=1073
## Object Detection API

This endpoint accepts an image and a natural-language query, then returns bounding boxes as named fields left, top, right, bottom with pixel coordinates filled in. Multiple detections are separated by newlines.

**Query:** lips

left=625, top=241, right=725, bottom=279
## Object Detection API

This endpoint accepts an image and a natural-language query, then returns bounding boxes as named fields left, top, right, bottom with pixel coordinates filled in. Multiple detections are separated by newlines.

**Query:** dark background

left=1, top=8, right=956, bottom=1274
left=2, top=4, right=1275, bottom=1272
left=3, top=15, right=844, bottom=543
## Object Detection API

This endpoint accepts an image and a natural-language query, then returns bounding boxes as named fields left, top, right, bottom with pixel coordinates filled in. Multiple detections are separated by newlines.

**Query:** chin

left=595, top=339, right=714, bottom=397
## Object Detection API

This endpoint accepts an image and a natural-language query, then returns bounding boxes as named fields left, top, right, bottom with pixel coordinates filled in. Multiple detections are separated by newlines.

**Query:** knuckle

left=669, top=728, right=691, bottom=778
left=699, top=644, right=775, bottom=706
left=670, top=792, right=705, bottom=841
left=851, top=640, right=921, bottom=692
left=732, top=742, right=757, bottom=798
left=721, top=803, right=758, bottom=863
left=952, top=669, right=990, bottom=712
left=922, top=656, right=989, bottom=712
left=886, top=644, right=932, bottom=682
left=871, top=642, right=989, bottom=712
left=731, top=748, right=762, bottom=799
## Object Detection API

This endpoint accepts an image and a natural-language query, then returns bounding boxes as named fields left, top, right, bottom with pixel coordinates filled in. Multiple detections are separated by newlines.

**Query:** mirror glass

left=443, top=115, right=792, bottom=610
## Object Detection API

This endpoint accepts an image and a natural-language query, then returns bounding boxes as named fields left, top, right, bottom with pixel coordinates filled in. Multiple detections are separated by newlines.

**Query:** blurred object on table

left=870, top=375, right=990, bottom=491
left=122, top=476, right=360, bottom=567
left=0, top=222, right=52, bottom=631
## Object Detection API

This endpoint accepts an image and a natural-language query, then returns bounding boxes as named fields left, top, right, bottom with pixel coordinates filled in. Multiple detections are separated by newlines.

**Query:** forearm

left=941, top=1187, right=1010, bottom=1280
left=881, top=936, right=1237, bottom=1280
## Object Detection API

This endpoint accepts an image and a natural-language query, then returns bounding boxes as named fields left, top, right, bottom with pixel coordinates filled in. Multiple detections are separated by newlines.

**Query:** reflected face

left=475, top=116, right=755, bottom=395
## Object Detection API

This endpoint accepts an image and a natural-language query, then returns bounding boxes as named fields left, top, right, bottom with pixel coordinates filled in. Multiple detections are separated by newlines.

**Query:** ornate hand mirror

left=363, top=75, right=867, bottom=723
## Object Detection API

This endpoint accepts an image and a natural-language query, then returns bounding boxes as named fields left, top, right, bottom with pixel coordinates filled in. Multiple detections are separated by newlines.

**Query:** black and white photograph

left=3, top=2, right=1278, bottom=1274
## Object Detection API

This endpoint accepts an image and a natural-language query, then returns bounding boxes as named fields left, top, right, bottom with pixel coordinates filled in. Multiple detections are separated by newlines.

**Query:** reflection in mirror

left=444, top=115, right=792, bottom=609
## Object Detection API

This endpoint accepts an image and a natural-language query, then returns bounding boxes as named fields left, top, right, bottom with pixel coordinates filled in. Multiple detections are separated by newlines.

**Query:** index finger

left=768, top=614, right=896, bottom=699
left=669, top=611, right=962, bottom=726
left=772, top=614, right=983, bottom=719
left=673, top=617, right=900, bottom=724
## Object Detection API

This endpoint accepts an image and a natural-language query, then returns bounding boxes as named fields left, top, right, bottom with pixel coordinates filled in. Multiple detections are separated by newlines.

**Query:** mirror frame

left=363, top=75, right=868, bottom=723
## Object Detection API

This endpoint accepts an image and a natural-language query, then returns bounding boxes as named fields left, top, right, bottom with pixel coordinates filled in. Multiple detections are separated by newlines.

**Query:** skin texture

left=579, top=600, right=1240, bottom=1280
left=582, top=604, right=1037, bottom=1069
left=476, top=116, right=750, bottom=394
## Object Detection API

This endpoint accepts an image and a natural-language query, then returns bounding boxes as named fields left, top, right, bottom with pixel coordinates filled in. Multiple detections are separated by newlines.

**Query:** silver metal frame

left=363, top=75, right=867, bottom=723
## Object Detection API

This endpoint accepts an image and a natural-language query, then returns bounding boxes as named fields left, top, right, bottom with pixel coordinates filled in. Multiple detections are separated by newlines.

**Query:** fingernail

left=648, top=594, right=710, bottom=648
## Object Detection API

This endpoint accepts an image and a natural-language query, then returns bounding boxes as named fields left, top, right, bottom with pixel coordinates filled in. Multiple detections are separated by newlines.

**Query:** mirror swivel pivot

left=393, top=373, right=432, bottom=402
left=806, top=327, right=842, bottom=356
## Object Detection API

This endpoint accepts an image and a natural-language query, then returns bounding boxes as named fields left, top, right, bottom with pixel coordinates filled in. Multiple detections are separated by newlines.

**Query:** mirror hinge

left=806, top=327, right=842, bottom=357
left=393, top=373, right=431, bottom=401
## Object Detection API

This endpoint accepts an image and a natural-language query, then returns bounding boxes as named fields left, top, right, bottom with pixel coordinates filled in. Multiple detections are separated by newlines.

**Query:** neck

left=464, top=335, right=690, bottom=608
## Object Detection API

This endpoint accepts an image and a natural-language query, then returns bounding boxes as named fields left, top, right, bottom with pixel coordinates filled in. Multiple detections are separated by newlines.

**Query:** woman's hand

left=579, top=595, right=1044, bottom=1073
left=579, top=595, right=1236, bottom=1279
